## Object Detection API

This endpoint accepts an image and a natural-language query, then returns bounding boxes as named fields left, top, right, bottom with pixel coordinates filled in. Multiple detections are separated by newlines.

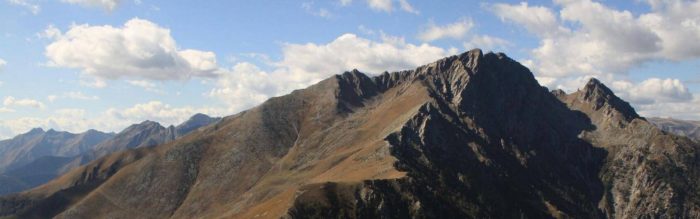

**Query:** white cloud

left=357, top=25, right=376, bottom=35
left=0, top=107, right=15, bottom=113
left=612, top=78, right=693, bottom=105
left=634, top=96, right=700, bottom=120
left=47, top=91, right=100, bottom=102
left=105, top=101, right=222, bottom=127
left=397, top=0, right=418, bottom=14
left=367, top=0, right=392, bottom=12
left=45, top=18, right=218, bottom=83
left=339, top=0, right=352, bottom=6
left=126, top=80, right=165, bottom=94
left=0, top=58, right=6, bottom=70
left=492, top=0, right=700, bottom=78
left=302, top=2, right=332, bottom=18
left=37, top=25, right=62, bottom=39
left=126, top=80, right=156, bottom=89
left=362, top=0, right=416, bottom=13
left=209, top=33, right=455, bottom=111
left=492, top=2, right=567, bottom=38
left=60, top=0, right=121, bottom=11
left=417, top=18, right=473, bottom=42
left=7, top=0, right=40, bottom=14
left=208, top=63, right=279, bottom=112
left=463, top=35, right=511, bottom=51
left=3, top=96, right=45, bottom=109
left=275, top=33, right=454, bottom=87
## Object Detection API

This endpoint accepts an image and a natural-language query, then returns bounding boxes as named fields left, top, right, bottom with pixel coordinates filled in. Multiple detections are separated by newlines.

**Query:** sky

left=0, top=0, right=699, bottom=139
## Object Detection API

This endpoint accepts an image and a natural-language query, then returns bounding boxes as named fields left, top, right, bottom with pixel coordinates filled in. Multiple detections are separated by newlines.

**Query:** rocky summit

left=1, top=49, right=699, bottom=219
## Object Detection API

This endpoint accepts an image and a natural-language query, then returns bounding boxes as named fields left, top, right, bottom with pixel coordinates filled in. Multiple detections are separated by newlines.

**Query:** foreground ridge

left=1, top=49, right=699, bottom=219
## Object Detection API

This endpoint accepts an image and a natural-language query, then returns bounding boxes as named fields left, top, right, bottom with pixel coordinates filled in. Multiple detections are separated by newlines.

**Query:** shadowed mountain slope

left=1, top=49, right=698, bottom=219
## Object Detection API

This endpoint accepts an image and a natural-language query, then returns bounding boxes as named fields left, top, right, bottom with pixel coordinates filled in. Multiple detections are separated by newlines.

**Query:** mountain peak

left=458, top=48, right=483, bottom=70
left=189, top=113, right=211, bottom=121
left=27, top=127, right=45, bottom=135
left=576, top=78, right=640, bottom=122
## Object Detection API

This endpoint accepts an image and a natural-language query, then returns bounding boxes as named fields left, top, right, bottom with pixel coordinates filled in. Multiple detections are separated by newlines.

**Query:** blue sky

left=0, top=0, right=699, bottom=138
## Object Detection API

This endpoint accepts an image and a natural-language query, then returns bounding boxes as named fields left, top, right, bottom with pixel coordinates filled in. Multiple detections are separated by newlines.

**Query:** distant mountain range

left=649, top=118, right=700, bottom=143
left=1, top=49, right=698, bottom=218
left=0, top=113, right=220, bottom=195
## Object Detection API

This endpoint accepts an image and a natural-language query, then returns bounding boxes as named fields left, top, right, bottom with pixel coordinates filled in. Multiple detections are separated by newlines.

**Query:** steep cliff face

left=1, top=49, right=698, bottom=219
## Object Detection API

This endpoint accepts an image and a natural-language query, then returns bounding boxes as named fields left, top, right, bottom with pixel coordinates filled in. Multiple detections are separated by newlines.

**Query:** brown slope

left=2, top=49, right=700, bottom=219
left=0, top=66, right=430, bottom=219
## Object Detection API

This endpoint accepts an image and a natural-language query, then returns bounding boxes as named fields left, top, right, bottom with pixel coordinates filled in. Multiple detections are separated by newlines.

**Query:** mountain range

left=649, top=118, right=700, bottom=143
left=0, top=113, right=220, bottom=196
left=0, top=49, right=698, bottom=218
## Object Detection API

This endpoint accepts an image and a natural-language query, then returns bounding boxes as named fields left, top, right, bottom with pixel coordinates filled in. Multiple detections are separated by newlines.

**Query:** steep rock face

left=649, top=118, right=700, bottom=143
left=1, top=49, right=699, bottom=219
left=558, top=83, right=700, bottom=218
left=289, top=50, right=608, bottom=218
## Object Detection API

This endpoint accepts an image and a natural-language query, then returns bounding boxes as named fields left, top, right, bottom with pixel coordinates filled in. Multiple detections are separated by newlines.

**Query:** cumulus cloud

left=3, top=96, right=45, bottom=109
left=60, top=0, right=121, bottom=11
left=7, top=0, right=40, bottom=14
left=275, top=33, right=454, bottom=87
left=45, top=18, right=218, bottom=83
left=492, top=0, right=700, bottom=78
left=417, top=18, right=473, bottom=42
left=209, top=33, right=455, bottom=111
left=634, top=96, right=700, bottom=120
left=208, top=63, right=279, bottom=112
left=612, top=78, right=693, bottom=105
left=0, top=58, right=6, bottom=70
left=492, top=2, right=567, bottom=38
